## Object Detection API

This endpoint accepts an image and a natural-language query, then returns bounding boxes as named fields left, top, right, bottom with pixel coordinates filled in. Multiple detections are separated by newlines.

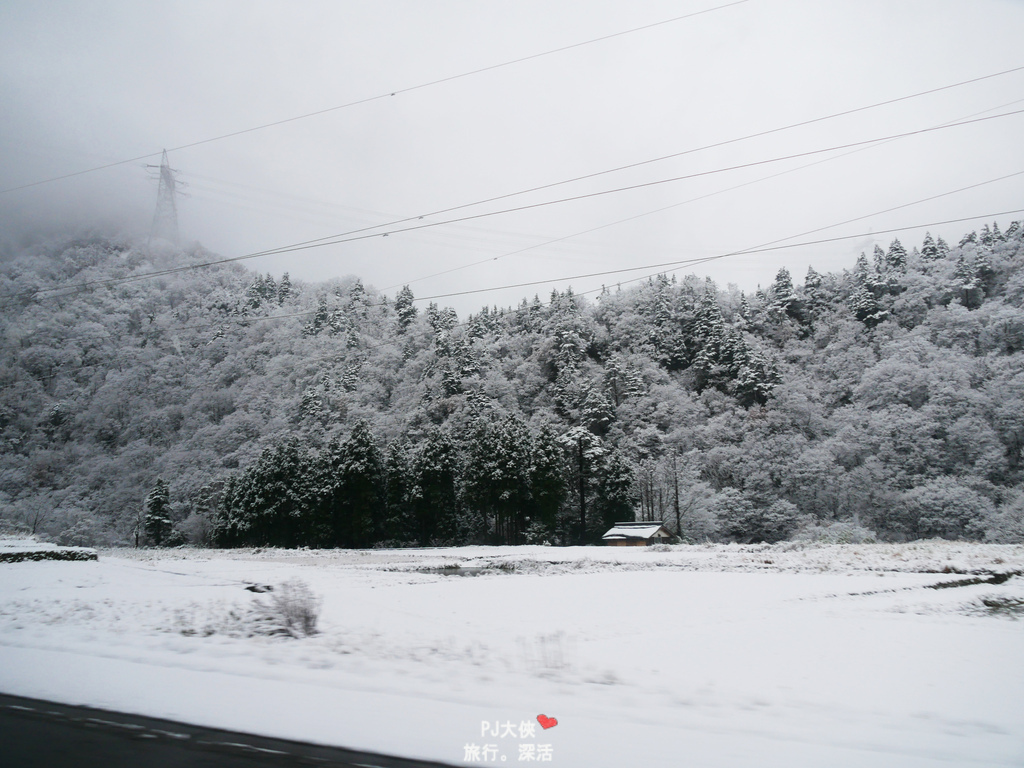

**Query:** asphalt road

left=0, top=693, right=456, bottom=768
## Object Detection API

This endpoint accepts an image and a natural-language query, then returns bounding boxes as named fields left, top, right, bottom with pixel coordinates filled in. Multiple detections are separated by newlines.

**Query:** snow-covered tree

left=143, top=478, right=172, bottom=546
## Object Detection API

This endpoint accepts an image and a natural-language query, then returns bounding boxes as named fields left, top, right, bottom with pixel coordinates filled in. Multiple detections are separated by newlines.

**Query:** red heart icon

left=537, top=714, right=558, bottom=730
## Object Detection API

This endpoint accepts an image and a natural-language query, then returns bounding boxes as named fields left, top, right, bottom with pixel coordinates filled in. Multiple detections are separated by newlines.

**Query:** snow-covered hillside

left=1, top=543, right=1022, bottom=766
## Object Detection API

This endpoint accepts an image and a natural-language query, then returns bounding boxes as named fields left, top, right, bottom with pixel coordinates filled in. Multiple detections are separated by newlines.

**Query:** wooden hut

left=601, top=521, right=674, bottom=546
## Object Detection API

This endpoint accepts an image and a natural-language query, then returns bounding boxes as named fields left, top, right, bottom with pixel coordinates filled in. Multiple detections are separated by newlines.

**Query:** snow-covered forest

left=3, top=222, right=1024, bottom=548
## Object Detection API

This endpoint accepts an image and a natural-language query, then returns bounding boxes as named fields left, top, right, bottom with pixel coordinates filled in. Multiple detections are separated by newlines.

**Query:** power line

left=0, top=0, right=751, bottom=196
left=162, top=63, right=1024, bottom=259
left=413, top=208, right=1024, bottom=302
left=155, top=107, right=1024, bottom=264
left=7, top=107, right=1021, bottom=308
left=384, top=95, right=1024, bottom=292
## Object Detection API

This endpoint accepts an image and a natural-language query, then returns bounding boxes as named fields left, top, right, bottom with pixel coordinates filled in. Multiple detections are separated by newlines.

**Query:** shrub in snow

left=249, top=579, right=322, bottom=638
left=173, top=579, right=322, bottom=639
left=891, top=478, right=993, bottom=540
left=712, top=490, right=800, bottom=544
left=792, top=520, right=878, bottom=544
left=523, top=520, right=553, bottom=545
left=984, top=492, right=1024, bottom=543
left=518, top=631, right=572, bottom=675
left=975, top=595, right=1024, bottom=617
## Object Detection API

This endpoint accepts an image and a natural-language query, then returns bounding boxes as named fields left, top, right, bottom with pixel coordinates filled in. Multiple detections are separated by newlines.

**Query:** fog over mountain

left=2, top=1, right=1024, bottom=316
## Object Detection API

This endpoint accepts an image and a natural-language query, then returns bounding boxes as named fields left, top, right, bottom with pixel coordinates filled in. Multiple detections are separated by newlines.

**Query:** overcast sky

left=2, top=0, right=1023, bottom=315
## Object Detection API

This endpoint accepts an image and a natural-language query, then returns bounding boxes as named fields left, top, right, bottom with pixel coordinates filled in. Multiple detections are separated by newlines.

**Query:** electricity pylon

left=147, top=150, right=184, bottom=245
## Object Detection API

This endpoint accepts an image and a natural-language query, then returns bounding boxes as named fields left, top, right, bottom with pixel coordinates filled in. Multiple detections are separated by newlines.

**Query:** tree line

left=1, top=222, right=1024, bottom=546
left=213, top=419, right=633, bottom=547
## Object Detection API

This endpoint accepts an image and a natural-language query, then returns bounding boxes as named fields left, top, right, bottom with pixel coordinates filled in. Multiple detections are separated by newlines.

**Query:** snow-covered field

left=1, top=542, right=1022, bottom=767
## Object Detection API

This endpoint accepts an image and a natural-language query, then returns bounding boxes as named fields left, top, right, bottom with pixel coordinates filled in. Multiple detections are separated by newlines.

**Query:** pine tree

left=594, top=450, right=637, bottom=534
left=885, top=238, right=907, bottom=273
left=936, top=236, right=950, bottom=257
left=920, top=232, right=939, bottom=260
left=853, top=252, right=872, bottom=285
left=953, top=255, right=983, bottom=309
left=395, top=284, right=419, bottom=329
left=727, top=333, right=778, bottom=407
left=804, top=265, right=822, bottom=292
left=463, top=415, right=533, bottom=544
left=737, top=292, right=751, bottom=328
left=975, top=251, right=996, bottom=298
left=143, top=478, right=172, bottom=546
left=850, top=285, right=887, bottom=327
left=321, top=422, right=385, bottom=548
left=693, top=289, right=725, bottom=349
left=529, top=426, right=565, bottom=542
left=277, top=272, right=292, bottom=304
left=303, top=297, right=330, bottom=336
left=245, top=278, right=264, bottom=310
left=427, top=303, right=458, bottom=336
left=261, top=438, right=315, bottom=546
left=873, top=245, right=886, bottom=275
left=803, top=266, right=826, bottom=318
left=383, top=440, right=416, bottom=544
left=414, top=428, right=463, bottom=545
left=263, top=273, right=277, bottom=301
left=766, top=266, right=804, bottom=323
left=557, top=427, right=605, bottom=544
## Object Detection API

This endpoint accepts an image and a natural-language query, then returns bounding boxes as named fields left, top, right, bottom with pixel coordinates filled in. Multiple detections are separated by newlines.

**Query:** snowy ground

left=1, top=542, right=1022, bottom=767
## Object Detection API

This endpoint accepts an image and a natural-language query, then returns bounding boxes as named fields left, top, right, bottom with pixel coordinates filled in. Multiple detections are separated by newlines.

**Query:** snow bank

left=0, top=535, right=97, bottom=563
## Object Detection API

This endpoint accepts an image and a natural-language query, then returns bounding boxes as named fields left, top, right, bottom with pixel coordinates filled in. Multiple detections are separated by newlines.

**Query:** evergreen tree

left=872, top=245, right=886, bottom=275
left=692, top=289, right=726, bottom=353
left=427, top=303, right=459, bottom=336
left=803, top=266, right=827, bottom=319
left=414, top=428, right=463, bottom=545
left=383, top=440, right=416, bottom=544
left=529, top=426, right=565, bottom=541
left=557, top=427, right=605, bottom=544
left=143, top=478, right=172, bottom=546
left=277, top=272, right=292, bottom=304
left=463, top=415, right=532, bottom=543
left=319, top=422, right=385, bottom=548
left=393, top=285, right=418, bottom=332
left=263, top=273, right=277, bottom=301
left=954, top=255, right=983, bottom=309
left=920, top=232, right=939, bottom=260
left=853, top=252, right=872, bottom=284
left=303, top=297, right=330, bottom=336
left=244, top=278, right=264, bottom=310
left=804, top=265, right=822, bottom=292
left=593, top=450, right=637, bottom=534
left=849, top=285, right=887, bottom=327
left=764, top=266, right=806, bottom=325
left=217, top=438, right=312, bottom=547
left=975, top=251, right=996, bottom=296
left=885, top=238, right=907, bottom=273
left=726, top=332, right=778, bottom=407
